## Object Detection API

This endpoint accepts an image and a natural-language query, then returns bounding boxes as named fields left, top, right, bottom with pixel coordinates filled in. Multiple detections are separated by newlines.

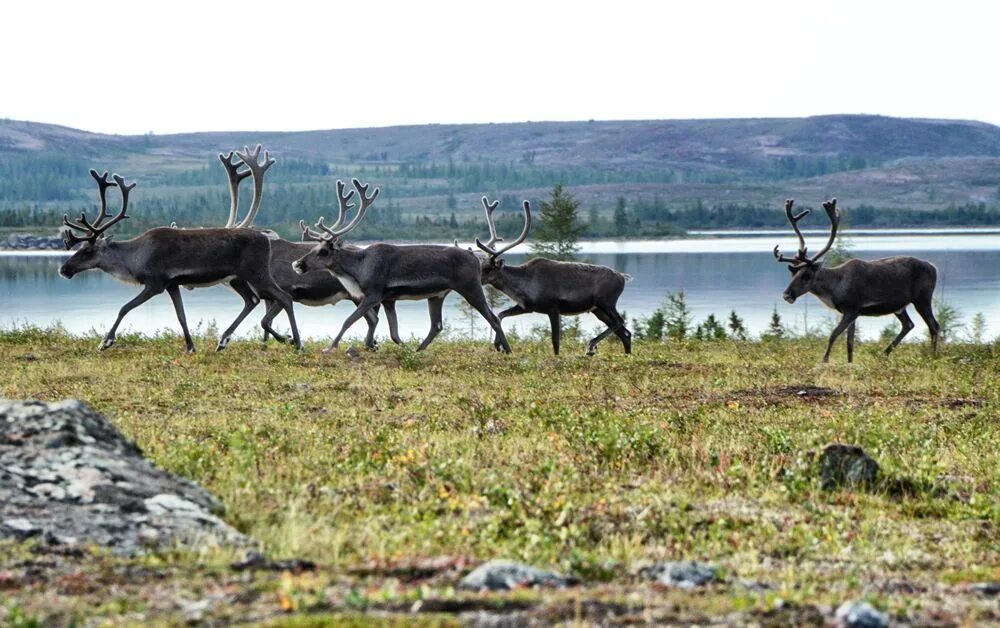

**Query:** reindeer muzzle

left=783, top=292, right=796, bottom=304
left=292, top=260, right=307, bottom=275
left=59, top=265, right=75, bottom=279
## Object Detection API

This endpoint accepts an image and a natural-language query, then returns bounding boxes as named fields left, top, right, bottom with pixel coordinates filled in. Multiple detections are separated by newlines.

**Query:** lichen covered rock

left=0, top=399, right=250, bottom=555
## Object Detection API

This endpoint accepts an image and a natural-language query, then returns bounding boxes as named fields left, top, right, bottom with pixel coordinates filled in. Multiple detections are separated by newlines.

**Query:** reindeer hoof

left=216, top=337, right=231, bottom=351
left=98, top=338, right=115, bottom=351
left=187, top=346, right=197, bottom=354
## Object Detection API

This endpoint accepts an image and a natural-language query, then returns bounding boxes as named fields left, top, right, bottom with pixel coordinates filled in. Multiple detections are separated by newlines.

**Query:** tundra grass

left=1, top=327, right=998, bottom=624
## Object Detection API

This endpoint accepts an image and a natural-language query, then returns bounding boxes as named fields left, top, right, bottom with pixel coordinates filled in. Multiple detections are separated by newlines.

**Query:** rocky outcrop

left=0, top=234, right=64, bottom=250
left=0, top=399, right=250, bottom=555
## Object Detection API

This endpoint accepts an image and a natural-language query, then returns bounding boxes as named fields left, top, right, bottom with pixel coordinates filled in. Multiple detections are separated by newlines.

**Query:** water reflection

left=3, top=233, right=1000, bottom=343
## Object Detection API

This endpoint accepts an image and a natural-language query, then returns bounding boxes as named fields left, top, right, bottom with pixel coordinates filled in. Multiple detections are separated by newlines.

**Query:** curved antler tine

left=352, top=178, right=380, bottom=206
left=480, top=195, right=503, bottom=248
left=220, top=150, right=251, bottom=227
left=773, top=244, right=800, bottom=264
left=489, top=200, right=532, bottom=259
left=809, top=198, right=841, bottom=263
left=88, top=169, right=115, bottom=228
left=299, top=219, right=327, bottom=242
left=314, top=216, right=337, bottom=238
left=332, top=180, right=355, bottom=231
left=475, top=237, right=496, bottom=256
left=234, top=144, right=275, bottom=228
left=60, top=226, right=89, bottom=250
left=90, top=173, right=134, bottom=234
left=62, top=213, right=91, bottom=234
left=782, top=198, right=811, bottom=257
left=322, top=179, right=377, bottom=238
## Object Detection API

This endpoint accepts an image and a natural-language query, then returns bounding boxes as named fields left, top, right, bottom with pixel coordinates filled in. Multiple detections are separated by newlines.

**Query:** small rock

left=970, top=581, right=1000, bottom=596
left=640, top=561, right=719, bottom=588
left=819, top=444, right=879, bottom=491
left=835, top=600, right=889, bottom=627
left=458, top=559, right=574, bottom=591
left=230, top=548, right=317, bottom=573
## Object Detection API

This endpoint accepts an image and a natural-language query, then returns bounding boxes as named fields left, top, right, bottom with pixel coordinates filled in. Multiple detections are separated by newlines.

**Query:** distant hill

left=2, top=114, right=1000, bottom=238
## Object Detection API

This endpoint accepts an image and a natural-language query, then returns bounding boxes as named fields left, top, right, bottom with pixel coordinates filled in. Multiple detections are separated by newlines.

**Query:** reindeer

left=215, top=149, right=381, bottom=350
left=475, top=197, right=632, bottom=356
left=292, top=180, right=513, bottom=353
left=774, top=198, right=940, bottom=363
left=59, top=170, right=301, bottom=353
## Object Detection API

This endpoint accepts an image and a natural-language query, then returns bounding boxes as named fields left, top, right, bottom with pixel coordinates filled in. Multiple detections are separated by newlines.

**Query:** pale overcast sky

left=1, top=0, right=997, bottom=135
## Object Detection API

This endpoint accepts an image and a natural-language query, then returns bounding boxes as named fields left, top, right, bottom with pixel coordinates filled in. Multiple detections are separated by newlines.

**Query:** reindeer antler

left=62, top=170, right=135, bottom=249
left=303, top=178, right=379, bottom=242
left=808, top=198, right=840, bottom=263
left=233, top=144, right=275, bottom=228
left=330, top=180, right=356, bottom=232
left=773, top=198, right=812, bottom=265
left=481, top=196, right=503, bottom=249
left=476, top=200, right=531, bottom=260
left=219, top=150, right=252, bottom=228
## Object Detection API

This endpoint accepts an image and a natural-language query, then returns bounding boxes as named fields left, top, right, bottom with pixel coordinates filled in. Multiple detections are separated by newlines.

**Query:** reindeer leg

left=590, top=308, right=628, bottom=356
left=458, top=285, right=512, bottom=354
left=548, top=312, right=561, bottom=355
left=417, top=296, right=446, bottom=351
left=884, top=309, right=915, bottom=356
left=330, top=295, right=382, bottom=351
left=260, top=300, right=289, bottom=344
left=101, top=284, right=163, bottom=351
left=846, top=321, right=857, bottom=363
left=217, top=279, right=261, bottom=351
left=362, top=304, right=381, bottom=351
left=382, top=301, right=404, bottom=345
left=913, top=298, right=940, bottom=353
left=166, top=285, right=196, bottom=353
left=822, top=312, right=859, bottom=363
left=251, top=284, right=299, bottom=350
left=494, top=305, right=529, bottom=350
left=259, top=296, right=300, bottom=350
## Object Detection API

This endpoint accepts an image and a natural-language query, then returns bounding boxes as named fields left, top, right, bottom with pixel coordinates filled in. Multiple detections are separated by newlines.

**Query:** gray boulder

left=0, top=399, right=250, bottom=555
left=458, top=559, right=574, bottom=591
left=819, top=444, right=879, bottom=491
left=641, top=560, right=720, bottom=588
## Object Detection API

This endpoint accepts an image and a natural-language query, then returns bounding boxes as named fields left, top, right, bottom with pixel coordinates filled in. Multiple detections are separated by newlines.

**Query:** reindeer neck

left=97, top=240, right=142, bottom=283
left=808, top=265, right=843, bottom=308
left=490, top=262, right=532, bottom=304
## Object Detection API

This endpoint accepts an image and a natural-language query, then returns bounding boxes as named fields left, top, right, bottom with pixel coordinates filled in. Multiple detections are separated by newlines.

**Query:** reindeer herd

left=58, top=145, right=941, bottom=363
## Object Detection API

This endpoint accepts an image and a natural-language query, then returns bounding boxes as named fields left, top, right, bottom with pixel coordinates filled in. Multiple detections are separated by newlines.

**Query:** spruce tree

left=531, top=184, right=586, bottom=261
left=614, top=196, right=629, bottom=237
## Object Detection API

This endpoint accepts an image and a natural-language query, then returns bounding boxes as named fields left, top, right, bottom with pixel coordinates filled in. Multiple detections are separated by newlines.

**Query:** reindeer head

left=773, top=198, right=840, bottom=303
left=59, top=170, right=135, bottom=279
left=292, top=178, right=378, bottom=275
left=475, top=196, right=531, bottom=286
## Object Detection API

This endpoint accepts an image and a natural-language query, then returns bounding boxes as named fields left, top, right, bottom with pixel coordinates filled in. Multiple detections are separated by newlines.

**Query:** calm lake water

left=3, top=230, right=1000, bottom=345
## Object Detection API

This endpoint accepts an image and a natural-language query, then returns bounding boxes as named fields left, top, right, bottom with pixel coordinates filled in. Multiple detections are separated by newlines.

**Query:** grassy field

left=1, top=328, right=999, bottom=624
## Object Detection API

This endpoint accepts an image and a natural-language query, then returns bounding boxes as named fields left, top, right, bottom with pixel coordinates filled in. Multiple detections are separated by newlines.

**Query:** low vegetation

left=1, top=327, right=998, bottom=624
